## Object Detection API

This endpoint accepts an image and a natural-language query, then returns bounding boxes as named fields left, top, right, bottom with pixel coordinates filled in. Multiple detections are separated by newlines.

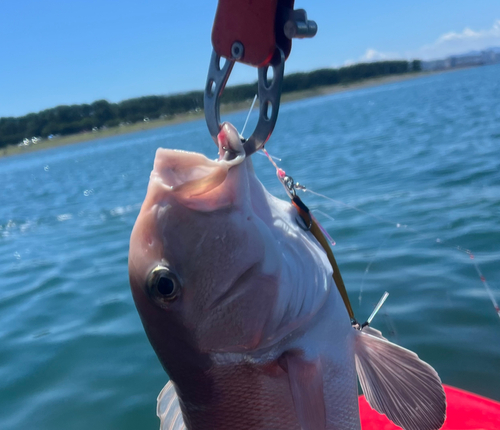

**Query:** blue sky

left=1, top=0, right=499, bottom=118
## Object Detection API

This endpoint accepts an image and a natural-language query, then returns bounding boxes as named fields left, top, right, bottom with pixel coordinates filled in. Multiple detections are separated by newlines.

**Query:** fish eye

left=147, top=266, right=181, bottom=304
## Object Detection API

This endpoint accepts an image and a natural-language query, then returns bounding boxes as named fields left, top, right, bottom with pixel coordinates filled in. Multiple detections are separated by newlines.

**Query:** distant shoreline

left=0, top=69, right=452, bottom=159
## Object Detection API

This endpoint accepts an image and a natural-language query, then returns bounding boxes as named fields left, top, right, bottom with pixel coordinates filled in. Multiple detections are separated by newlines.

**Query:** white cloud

left=340, top=49, right=402, bottom=66
left=359, top=48, right=402, bottom=62
left=417, top=19, right=500, bottom=59
left=352, top=20, right=500, bottom=63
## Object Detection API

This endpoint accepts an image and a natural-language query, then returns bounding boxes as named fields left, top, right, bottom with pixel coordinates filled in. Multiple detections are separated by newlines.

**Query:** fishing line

left=241, top=95, right=281, bottom=163
left=261, top=149, right=358, bottom=321
left=241, top=94, right=258, bottom=137
left=302, top=186, right=500, bottom=321
left=305, top=189, right=412, bottom=232
left=260, top=150, right=500, bottom=322
left=312, top=209, right=335, bottom=224
left=359, top=231, right=395, bottom=305
left=310, top=212, right=336, bottom=247
left=257, top=150, right=281, bottom=162
left=310, top=210, right=336, bottom=246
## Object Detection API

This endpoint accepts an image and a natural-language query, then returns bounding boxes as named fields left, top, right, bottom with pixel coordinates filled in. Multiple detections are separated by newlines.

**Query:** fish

left=128, top=122, right=446, bottom=430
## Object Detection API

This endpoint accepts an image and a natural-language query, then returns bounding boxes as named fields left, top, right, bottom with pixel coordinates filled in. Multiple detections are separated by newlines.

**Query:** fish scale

left=323, top=357, right=360, bottom=429
left=180, top=363, right=300, bottom=429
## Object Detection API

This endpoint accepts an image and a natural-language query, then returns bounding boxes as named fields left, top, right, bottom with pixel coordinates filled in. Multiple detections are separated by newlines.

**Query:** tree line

left=0, top=60, right=421, bottom=149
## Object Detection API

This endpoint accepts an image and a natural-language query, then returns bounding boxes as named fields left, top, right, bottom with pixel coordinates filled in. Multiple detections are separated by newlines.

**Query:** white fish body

left=129, top=123, right=446, bottom=430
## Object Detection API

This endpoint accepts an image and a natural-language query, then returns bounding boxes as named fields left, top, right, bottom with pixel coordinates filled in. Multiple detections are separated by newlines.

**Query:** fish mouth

left=148, top=123, right=249, bottom=211
left=151, top=149, right=230, bottom=198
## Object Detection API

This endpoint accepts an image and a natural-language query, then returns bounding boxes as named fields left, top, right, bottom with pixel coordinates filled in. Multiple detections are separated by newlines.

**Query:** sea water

left=1, top=64, right=499, bottom=429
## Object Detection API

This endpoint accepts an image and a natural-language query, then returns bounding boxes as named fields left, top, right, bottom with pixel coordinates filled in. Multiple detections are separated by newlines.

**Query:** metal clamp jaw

left=204, top=47, right=285, bottom=157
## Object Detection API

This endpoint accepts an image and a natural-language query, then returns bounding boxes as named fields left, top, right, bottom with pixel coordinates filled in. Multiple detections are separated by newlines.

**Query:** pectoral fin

left=157, top=380, right=186, bottom=430
left=354, top=326, right=446, bottom=430
left=281, top=352, right=326, bottom=430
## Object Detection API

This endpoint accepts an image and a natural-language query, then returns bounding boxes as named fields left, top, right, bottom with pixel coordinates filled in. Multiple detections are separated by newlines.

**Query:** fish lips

left=146, top=147, right=250, bottom=213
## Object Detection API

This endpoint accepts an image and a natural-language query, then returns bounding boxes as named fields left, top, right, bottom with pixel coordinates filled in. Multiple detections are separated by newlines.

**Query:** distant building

left=421, top=47, right=500, bottom=71
left=421, top=59, right=451, bottom=71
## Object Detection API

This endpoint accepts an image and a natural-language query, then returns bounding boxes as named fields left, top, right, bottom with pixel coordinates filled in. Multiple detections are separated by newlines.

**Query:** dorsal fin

left=156, top=381, right=187, bottom=430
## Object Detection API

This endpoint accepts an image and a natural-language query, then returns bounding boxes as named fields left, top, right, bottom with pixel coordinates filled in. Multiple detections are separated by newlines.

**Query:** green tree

left=0, top=60, right=420, bottom=149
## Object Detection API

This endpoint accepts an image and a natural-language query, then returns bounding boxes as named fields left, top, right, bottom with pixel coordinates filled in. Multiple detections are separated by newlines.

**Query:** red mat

left=359, top=385, right=500, bottom=430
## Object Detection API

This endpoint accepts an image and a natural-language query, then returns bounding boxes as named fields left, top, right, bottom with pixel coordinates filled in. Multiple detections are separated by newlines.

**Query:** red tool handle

left=211, top=0, right=294, bottom=67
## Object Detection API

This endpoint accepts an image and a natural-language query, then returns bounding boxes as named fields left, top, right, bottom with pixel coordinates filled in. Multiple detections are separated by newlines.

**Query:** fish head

left=129, top=123, right=283, bottom=374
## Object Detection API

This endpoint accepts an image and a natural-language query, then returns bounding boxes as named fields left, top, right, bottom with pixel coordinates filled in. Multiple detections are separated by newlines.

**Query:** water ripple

left=0, top=65, right=499, bottom=429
